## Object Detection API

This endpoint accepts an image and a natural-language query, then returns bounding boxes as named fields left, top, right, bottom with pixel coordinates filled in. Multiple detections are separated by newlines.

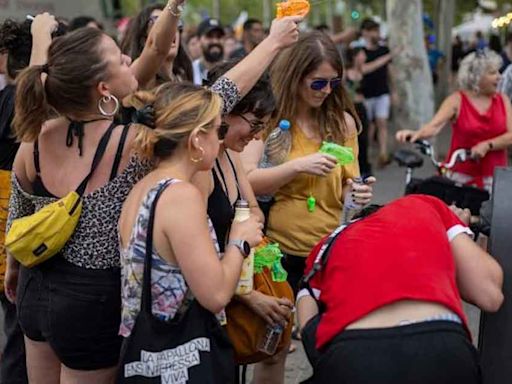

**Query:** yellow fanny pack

left=6, top=122, right=116, bottom=268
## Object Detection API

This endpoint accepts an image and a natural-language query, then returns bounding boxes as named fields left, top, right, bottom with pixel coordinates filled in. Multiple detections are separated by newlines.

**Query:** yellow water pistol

left=276, top=0, right=311, bottom=18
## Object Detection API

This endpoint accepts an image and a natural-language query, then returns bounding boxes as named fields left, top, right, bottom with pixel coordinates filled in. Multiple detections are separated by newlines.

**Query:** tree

left=386, top=0, right=434, bottom=130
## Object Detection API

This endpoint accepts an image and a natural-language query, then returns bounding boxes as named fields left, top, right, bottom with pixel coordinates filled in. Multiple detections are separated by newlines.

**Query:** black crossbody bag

left=118, top=181, right=235, bottom=383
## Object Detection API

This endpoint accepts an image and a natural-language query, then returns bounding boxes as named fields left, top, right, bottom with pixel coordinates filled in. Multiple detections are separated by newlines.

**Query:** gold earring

left=190, top=147, right=205, bottom=163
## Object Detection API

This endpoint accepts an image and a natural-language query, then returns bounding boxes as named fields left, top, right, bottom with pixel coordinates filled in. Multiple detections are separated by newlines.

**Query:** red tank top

left=447, top=92, right=508, bottom=187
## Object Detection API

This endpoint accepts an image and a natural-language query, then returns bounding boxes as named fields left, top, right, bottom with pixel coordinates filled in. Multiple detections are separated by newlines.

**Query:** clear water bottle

left=258, top=120, right=292, bottom=203
left=234, top=200, right=254, bottom=295
left=341, top=177, right=364, bottom=225
left=258, top=324, right=284, bottom=355
left=260, top=119, right=292, bottom=168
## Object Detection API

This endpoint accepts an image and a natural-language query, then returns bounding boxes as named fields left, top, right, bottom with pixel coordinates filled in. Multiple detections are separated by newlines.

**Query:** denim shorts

left=16, top=256, right=122, bottom=370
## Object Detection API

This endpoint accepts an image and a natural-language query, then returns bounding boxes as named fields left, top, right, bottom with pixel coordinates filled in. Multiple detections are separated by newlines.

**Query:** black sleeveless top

left=32, top=124, right=131, bottom=198
left=207, top=152, right=241, bottom=253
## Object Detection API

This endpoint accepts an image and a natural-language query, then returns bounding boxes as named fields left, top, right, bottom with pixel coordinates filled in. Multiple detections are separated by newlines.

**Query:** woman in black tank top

left=194, top=62, right=294, bottom=384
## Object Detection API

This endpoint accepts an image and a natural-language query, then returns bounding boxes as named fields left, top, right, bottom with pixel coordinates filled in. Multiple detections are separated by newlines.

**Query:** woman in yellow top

left=242, top=31, right=375, bottom=294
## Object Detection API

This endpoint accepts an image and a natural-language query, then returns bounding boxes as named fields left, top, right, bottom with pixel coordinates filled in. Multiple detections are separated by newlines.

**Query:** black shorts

left=310, top=321, right=481, bottom=384
left=16, top=256, right=122, bottom=370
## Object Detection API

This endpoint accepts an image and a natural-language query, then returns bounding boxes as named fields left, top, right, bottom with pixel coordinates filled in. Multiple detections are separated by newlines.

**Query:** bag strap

left=75, top=121, right=117, bottom=196
left=142, top=180, right=170, bottom=314
left=109, top=124, right=131, bottom=181
left=33, top=140, right=41, bottom=176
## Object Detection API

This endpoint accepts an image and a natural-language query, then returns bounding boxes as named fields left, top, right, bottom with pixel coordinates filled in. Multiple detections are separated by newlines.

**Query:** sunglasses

left=218, top=121, right=230, bottom=140
left=310, top=78, right=343, bottom=91
left=237, top=114, right=266, bottom=134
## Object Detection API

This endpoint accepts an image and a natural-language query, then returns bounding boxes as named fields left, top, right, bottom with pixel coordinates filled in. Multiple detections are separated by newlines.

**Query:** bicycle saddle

left=393, top=149, right=424, bottom=169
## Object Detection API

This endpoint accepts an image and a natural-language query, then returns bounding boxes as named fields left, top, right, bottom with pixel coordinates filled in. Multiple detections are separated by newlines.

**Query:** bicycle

left=393, top=140, right=490, bottom=216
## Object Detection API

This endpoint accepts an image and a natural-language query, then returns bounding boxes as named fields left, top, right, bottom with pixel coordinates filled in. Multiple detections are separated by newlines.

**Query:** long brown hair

left=270, top=31, right=359, bottom=143
left=13, top=28, right=108, bottom=142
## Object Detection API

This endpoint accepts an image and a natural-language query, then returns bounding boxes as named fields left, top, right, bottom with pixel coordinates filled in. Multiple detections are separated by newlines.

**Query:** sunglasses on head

left=237, top=114, right=266, bottom=134
left=218, top=121, right=230, bottom=140
left=310, top=78, right=343, bottom=91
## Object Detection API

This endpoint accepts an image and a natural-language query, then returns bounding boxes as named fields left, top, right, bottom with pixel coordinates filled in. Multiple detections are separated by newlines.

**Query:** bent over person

left=297, top=195, right=503, bottom=384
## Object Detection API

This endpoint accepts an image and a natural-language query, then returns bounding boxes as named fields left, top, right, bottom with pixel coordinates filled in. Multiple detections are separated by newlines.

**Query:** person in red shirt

left=397, top=49, right=512, bottom=192
left=297, top=195, right=503, bottom=384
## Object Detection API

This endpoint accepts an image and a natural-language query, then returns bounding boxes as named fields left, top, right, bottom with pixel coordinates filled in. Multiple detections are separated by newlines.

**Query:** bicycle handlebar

left=412, top=140, right=473, bottom=170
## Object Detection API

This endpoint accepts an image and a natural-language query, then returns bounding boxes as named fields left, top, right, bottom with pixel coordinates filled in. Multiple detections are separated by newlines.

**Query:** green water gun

left=254, top=243, right=288, bottom=282
left=319, top=141, right=355, bottom=165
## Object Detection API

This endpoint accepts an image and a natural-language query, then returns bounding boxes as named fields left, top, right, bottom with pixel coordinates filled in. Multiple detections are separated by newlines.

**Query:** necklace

left=295, top=126, right=318, bottom=213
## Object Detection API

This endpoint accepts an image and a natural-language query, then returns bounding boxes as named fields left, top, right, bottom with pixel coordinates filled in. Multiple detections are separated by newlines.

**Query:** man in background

left=192, top=18, right=225, bottom=85
left=360, top=18, right=393, bottom=168
left=230, top=18, right=265, bottom=59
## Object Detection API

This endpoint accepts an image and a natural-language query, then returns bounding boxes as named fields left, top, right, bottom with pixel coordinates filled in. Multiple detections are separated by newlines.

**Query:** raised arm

left=330, top=27, right=358, bottom=46
left=29, top=13, right=58, bottom=66
left=396, top=92, right=460, bottom=143
left=130, top=0, right=185, bottom=88
left=222, top=16, right=301, bottom=99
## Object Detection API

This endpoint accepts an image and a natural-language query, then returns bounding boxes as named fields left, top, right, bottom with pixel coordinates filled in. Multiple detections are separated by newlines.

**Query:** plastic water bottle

left=260, top=119, right=292, bottom=168
left=234, top=200, right=254, bottom=295
left=258, top=324, right=284, bottom=355
left=341, top=177, right=364, bottom=225
left=258, top=120, right=292, bottom=203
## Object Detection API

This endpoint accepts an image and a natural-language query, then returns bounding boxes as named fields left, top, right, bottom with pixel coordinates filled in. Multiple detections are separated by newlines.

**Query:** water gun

left=254, top=239, right=288, bottom=282
left=319, top=141, right=355, bottom=166
left=276, top=0, right=311, bottom=19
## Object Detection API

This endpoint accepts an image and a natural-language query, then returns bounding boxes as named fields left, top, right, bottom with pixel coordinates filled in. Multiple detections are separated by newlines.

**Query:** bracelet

left=167, top=1, right=183, bottom=17
left=488, top=141, right=494, bottom=150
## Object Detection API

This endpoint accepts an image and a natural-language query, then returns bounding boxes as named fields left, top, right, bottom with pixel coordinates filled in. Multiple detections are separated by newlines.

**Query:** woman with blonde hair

left=118, top=82, right=263, bottom=382
left=397, top=49, right=512, bottom=192
left=242, top=31, right=375, bottom=296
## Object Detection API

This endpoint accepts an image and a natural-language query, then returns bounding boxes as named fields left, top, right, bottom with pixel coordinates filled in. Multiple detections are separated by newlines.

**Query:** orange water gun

left=276, top=0, right=311, bottom=19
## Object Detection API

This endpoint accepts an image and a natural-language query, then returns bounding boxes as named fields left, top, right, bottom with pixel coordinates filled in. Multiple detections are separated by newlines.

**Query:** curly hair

left=457, top=49, right=502, bottom=93
left=0, top=18, right=67, bottom=79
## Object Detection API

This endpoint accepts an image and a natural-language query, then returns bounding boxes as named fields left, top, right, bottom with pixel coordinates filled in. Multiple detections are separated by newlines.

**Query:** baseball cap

left=197, top=18, right=225, bottom=37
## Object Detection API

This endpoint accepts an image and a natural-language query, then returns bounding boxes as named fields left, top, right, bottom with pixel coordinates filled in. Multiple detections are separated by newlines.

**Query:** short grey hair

left=457, top=49, right=502, bottom=93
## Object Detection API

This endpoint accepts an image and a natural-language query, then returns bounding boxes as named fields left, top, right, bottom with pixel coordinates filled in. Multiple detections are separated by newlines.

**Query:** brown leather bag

left=225, top=268, right=294, bottom=364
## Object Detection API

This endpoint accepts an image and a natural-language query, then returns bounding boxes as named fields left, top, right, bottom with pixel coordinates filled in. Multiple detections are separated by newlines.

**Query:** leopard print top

left=6, top=76, right=241, bottom=270
left=7, top=156, right=153, bottom=269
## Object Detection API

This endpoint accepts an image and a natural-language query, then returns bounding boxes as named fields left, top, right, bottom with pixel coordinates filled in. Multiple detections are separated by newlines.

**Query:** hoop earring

left=98, top=95, right=120, bottom=117
left=190, top=147, right=205, bottom=163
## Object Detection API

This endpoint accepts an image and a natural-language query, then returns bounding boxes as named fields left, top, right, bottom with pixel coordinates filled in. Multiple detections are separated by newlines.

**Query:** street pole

left=213, top=0, right=220, bottom=19
left=263, top=0, right=272, bottom=27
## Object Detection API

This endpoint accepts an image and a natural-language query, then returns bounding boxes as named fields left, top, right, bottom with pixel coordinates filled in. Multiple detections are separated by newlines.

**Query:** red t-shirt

left=303, top=195, right=472, bottom=349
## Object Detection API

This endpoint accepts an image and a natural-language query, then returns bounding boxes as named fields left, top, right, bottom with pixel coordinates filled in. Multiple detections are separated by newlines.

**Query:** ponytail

left=126, top=90, right=158, bottom=157
left=13, top=64, right=50, bottom=142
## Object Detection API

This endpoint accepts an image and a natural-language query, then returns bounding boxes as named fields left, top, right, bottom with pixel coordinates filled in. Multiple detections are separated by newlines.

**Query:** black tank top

left=207, top=152, right=241, bottom=253
left=32, top=124, right=131, bottom=198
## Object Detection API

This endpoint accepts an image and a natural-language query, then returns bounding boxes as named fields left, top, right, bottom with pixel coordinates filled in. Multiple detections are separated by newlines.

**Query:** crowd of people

left=0, top=1, right=509, bottom=383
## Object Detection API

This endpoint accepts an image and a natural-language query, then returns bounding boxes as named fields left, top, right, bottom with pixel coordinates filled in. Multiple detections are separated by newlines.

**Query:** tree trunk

left=386, top=0, right=435, bottom=130
left=435, top=0, right=456, bottom=102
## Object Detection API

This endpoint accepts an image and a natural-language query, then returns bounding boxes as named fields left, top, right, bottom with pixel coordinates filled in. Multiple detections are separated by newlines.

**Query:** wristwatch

left=227, top=240, right=251, bottom=258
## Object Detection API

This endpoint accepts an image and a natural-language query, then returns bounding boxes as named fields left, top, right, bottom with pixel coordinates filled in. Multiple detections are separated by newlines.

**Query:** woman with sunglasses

left=193, top=61, right=294, bottom=384
left=242, top=32, right=376, bottom=298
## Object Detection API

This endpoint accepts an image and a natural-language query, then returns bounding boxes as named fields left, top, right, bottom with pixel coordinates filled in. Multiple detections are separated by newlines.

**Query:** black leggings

left=310, top=321, right=481, bottom=384
left=281, top=254, right=306, bottom=298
